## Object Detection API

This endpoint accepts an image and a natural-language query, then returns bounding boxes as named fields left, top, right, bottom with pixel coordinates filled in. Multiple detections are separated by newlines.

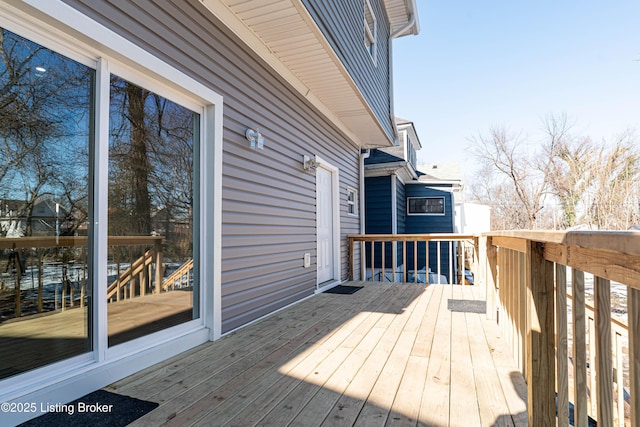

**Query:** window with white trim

left=407, top=197, right=446, bottom=215
left=364, top=0, right=377, bottom=63
left=346, top=187, right=357, bottom=216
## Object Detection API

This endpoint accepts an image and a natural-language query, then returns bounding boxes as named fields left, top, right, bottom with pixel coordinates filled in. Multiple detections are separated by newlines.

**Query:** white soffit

left=201, top=0, right=396, bottom=147
left=384, top=0, right=420, bottom=35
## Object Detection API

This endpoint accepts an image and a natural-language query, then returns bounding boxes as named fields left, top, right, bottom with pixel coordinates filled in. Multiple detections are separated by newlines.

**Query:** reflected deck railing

left=1, top=236, right=193, bottom=317
left=349, top=231, right=639, bottom=426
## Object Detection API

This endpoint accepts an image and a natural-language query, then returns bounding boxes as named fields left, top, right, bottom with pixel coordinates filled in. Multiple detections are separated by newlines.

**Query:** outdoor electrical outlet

left=303, top=253, right=311, bottom=268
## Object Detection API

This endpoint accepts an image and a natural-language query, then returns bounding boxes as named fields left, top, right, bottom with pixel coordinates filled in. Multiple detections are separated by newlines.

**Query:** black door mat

left=324, top=285, right=364, bottom=295
left=19, top=390, right=158, bottom=427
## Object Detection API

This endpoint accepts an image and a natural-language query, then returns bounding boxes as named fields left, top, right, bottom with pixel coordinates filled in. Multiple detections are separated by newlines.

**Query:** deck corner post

left=526, top=240, right=555, bottom=427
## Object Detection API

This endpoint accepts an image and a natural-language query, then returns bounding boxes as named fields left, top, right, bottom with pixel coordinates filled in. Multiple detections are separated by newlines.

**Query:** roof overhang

left=365, top=160, right=418, bottom=182
left=201, top=0, right=417, bottom=148
left=414, top=178, right=464, bottom=193
left=385, top=0, right=420, bottom=36
left=396, top=118, right=422, bottom=150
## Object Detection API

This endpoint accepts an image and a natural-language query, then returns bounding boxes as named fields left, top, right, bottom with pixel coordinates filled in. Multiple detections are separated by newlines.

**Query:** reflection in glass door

left=0, top=29, right=93, bottom=379
left=107, top=75, right=199, bottom=346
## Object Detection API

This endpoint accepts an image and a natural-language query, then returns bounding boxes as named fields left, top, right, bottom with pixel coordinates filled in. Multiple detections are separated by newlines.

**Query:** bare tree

left=469, top=125, right=549, bottom=229
left=470, top=114, right=640, bottom=231
left=543, top=114, right=596, bottom=228
left=587, top=132, right=640, bottom=229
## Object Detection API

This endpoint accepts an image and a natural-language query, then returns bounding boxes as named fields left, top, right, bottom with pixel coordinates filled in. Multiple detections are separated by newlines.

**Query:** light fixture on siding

left=245, top=128, right=264, bottom=150
left=303, top=155, right=320, bottom=171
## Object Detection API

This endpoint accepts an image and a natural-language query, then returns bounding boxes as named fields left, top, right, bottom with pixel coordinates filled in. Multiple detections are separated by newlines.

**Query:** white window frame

left=0, top=2, right=223, bottom=422
left=407, top=196, right=446, bottom=216
left=346, top=187, right=358, bottom=216
left=364, top=0, right=377, bottom=63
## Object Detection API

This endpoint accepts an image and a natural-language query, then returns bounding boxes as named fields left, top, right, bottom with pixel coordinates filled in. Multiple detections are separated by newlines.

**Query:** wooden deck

left=108, top=282, right=528, bottom=426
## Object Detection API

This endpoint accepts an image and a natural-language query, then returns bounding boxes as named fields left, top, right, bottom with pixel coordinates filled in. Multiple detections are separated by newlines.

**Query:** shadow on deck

left=107, top=282, right=528, bottom=426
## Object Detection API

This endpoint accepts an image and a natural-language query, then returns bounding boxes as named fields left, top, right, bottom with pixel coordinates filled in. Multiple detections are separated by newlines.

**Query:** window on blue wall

left=407, top=197, right=445, bottom=215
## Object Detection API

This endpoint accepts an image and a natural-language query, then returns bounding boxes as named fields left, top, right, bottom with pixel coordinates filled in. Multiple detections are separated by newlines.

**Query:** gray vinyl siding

left=63, top=0, right=362, bottom=333
left=302, top=0, right=394, bottom=143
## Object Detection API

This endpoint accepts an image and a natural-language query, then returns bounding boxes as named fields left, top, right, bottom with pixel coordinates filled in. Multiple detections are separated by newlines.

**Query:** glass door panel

left=0, top=29, right=93, bottom=379
left=107, top=75, right=198, bottom=346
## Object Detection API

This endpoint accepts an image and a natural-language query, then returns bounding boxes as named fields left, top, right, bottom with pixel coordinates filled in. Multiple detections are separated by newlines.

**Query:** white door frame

left=315, top=155, right=341, bottom=289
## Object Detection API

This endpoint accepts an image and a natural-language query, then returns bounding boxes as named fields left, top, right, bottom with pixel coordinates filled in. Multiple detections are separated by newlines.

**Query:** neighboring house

left=0, top=199, right=72, bottom=237
left=0, top=0, right=419, bottom=423
left=364, top=120, right=462, bottom=280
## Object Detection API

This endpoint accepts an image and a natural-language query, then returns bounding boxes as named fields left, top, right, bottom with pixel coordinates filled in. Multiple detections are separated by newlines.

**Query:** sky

left=392, top=1, right=640, bottom=174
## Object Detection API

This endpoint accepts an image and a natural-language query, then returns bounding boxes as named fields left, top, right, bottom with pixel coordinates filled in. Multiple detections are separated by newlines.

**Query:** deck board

left=104, top=282, right=527, bottom=427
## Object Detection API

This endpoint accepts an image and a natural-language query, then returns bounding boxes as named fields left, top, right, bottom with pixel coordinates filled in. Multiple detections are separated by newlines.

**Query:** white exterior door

left=316, top=165, right=336, bottom=284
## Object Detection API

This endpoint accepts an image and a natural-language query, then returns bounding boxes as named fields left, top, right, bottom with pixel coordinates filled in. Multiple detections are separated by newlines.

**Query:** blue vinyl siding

left=396, top=178, right=406, bottom=234
left=404, top=185, right=455, bottom=279
left=365, top=176, right=392, bottom=233
left=364, top=176, right=393, bottom=269
left=364, top=178, right=459, bottom=281
left=302, top=0, right=394, bottom=142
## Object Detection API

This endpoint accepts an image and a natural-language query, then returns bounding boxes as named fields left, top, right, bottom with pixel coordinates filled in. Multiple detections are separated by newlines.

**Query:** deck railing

left=348, top=234, right=478, bottom=284
left=483, top=231, right=639, bottom=427
left=1, top=236, right=168, bottom=315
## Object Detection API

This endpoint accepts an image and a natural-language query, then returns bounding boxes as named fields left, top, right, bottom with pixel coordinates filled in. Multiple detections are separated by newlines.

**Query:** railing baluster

left=425, top=240, right=430, bottom=284
left=589, top=314, right=597, bottom=417
left=360, top=241, right=365, bottom=281
left=371, top=241, right=375, bottom=282
left=518, top=250, right=526, bottom=373
left=510, top=249, right=516, bottom=360
left=526, top=241, right=556, bottom=426
left=402, top=240, right=407, bottom=283
left=448, top=240, right=453, bottom=284
left=615, top=331, right=624, bottom=427
left=436, top=241, right=441, bottom=284
left=461, top=240, right=466, bottom=285
left=413, top=240, right=418, bottom=283
left=556, top=264, right=569, bottom=427
left=595, top=276, right=613, bottom=426
left=485, top=236, right=497, bottom=321
left=381, top=241, right=385, bottom=282
left=629, top=287, right=639, bottom=427
left=572, top=269, right=588, bottom=427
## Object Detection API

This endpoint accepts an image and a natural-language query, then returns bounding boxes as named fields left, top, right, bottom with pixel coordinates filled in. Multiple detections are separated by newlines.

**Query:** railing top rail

left=349, top=233, right=477, bottom=242
left=486, top=230, right=640, bottom=256
left=0, top=235, right=164, bottom=250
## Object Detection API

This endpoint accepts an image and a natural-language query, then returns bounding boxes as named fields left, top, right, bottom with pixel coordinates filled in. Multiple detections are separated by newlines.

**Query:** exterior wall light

left=245, top=128, right=264, bottom=150
left=303, top=154, right=320, bottom=171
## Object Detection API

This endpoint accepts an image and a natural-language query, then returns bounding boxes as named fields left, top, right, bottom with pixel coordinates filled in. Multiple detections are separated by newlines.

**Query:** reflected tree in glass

left=107, top=75, right=197, bottom=346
